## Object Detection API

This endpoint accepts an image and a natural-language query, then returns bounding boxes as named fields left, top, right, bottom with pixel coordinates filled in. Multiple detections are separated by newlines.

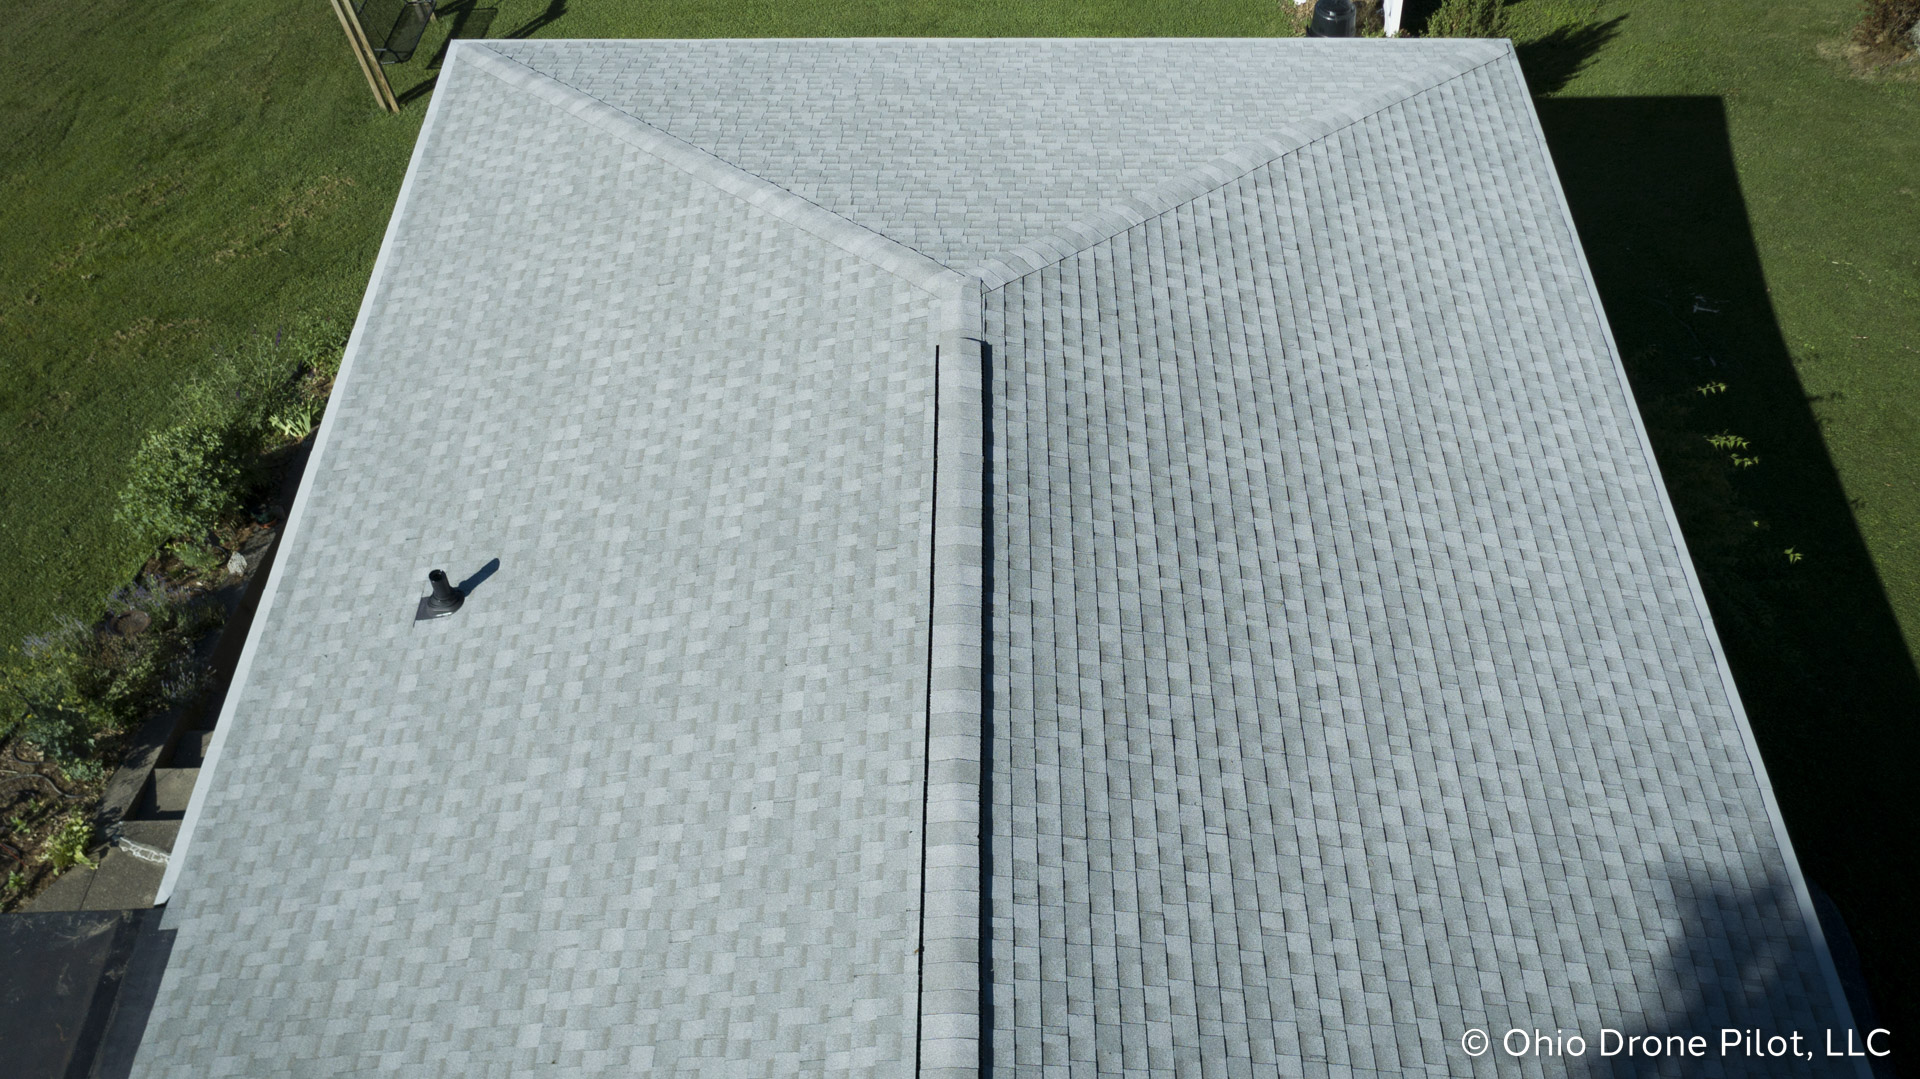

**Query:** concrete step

left=29, top=863, right=93, bottom=913
left=0, top=908, right=151, bottom=1076
left=170, top=729, right=215, bottom=768
left=77, top=847, right=165, bottom=911
left=114, top=819, right=179, bottom=858
left=139, top=768, right=199, bottom=820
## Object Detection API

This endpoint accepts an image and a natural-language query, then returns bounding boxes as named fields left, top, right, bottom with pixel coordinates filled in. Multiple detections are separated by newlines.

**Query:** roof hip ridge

left=458, top=42, right=969, bottom=298
left=968, top=41, right=1513, bottom=289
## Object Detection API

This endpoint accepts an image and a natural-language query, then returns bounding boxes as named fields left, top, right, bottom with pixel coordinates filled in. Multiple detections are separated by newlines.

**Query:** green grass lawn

left=3, top=0, right=1915, bottom=1045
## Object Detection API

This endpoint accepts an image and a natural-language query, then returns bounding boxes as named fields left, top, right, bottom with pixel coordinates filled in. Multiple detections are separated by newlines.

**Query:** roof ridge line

left=459, top=43, right=968, bottom=298
left=918, top=280, right=986, bottom=1079
left=968, top=42, right=1512, bottom=289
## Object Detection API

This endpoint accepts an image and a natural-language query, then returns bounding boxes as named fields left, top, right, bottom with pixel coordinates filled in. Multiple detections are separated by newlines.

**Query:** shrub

left=113, top=315, right=349, bottom=549
left=0, top=625, right=115, bottom=761
left=0, top=579, right=219, bottom=762
left=169, top=540, right=230, bottom=578
left=1354, top=0, right=1388, bottom=35
left=1854, top=0, right=1920, bottom=64
left=1427, top=0, right=1507, bottom=37
left=115, top=423, right=244, bottom=546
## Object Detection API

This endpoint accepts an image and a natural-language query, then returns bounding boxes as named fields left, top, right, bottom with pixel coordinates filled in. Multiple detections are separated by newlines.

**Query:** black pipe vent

left=415, top=569, right=465, bottom=621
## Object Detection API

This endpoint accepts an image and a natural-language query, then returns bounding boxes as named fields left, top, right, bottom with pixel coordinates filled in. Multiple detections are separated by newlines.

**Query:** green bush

left=169, top=540, right=230, bottom=578
left=0, top=623, right=115, bottom=761
left=46, top=814, right=95, bottom=873
left=1427, top=0, right=1507, bottom=37
left=113, top=315, right=349, bottom=549
left=115, top=423, right=244, bottom=547
left=0, top=579, right=220, bottom=762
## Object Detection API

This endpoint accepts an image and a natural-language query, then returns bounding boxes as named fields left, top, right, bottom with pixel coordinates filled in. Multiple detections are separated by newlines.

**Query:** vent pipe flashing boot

left=416, top=569, right=465, bottom=621
left=1306, top=0, right=1358, bottom=37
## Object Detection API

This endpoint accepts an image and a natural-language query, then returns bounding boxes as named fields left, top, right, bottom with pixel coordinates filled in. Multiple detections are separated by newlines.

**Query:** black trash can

left=1305, top=0, right=1358, bottom=37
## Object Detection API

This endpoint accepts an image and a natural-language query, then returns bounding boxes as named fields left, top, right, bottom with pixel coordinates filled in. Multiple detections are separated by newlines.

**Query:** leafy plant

left=1426, top=0, right=1507, bottom=37
left=4, top=870, right=22, bottom=894
left=169, top=541, right=229, bottom=578
left=0, top=626, right=114, bottom=760
left=115, top=423, right=244, bottom=546
left=267, top=398, right=322, bottom=442
left=61, top=758, right=106, bottom=784
left=113, top=317, right=348, bottom=551
left=1, top=577, right=219, bottom=761
left=45, top=814, right=95, bottom=873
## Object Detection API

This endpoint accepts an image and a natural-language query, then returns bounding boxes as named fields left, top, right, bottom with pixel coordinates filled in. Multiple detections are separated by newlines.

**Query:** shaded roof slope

left=983, top=53, right=1851, bottom=1077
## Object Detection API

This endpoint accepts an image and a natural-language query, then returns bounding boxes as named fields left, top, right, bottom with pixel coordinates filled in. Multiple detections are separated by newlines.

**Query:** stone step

left=170, top=730, right=215, bottom=768
left=139, top=768, right=199, bottom=820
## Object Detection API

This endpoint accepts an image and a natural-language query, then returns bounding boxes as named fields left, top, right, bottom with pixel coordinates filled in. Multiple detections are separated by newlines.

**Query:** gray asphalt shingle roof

left=981, top=56, right=1852, bottom=1076
left=134, top=37, right=1860, bottom=1078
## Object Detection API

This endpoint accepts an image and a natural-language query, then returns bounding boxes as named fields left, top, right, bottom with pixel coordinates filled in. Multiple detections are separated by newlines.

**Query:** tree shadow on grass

left=1538, top=94, right=1919, bottom=1075
left=1517, top=15, right=1626, bottom=94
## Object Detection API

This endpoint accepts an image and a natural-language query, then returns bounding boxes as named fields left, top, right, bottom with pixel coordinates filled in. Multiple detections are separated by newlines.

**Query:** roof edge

left=1493, top=46, right=1873, bottom=1072
left=152, top=33, right=486, bottom=910
left=968, top=40, right=1509, bottom=289
left=462, top=44, right=969, bottom=299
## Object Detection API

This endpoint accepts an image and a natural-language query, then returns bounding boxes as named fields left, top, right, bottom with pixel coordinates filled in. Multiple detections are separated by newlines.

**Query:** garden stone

left=225, top=552, right=247, bottom=576
left=111, top=611, right=150, bottom=637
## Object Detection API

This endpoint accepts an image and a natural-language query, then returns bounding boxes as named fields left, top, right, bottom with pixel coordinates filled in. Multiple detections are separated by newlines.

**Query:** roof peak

left=462, top=43, right=968, bottom=297
left=465, top=38, right=1508, bottom=280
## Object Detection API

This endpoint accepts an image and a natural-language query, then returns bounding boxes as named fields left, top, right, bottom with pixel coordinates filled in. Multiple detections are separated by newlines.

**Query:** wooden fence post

left=328, top=0, right=400, bottom=113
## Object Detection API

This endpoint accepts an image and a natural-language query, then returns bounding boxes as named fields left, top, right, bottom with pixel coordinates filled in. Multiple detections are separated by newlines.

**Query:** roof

left=134, top=38, right=1861, bottom=1078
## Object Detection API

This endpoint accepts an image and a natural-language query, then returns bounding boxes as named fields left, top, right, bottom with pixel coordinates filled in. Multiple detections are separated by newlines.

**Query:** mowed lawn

left=4, top=0, right=1916, bottom=1044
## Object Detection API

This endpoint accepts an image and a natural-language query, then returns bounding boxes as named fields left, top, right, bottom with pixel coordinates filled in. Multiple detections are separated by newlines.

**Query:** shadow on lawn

left=503, top=0, right=567, bottom=40
left=1517, top=15, right=1626, bottom=94
left=1540, top=95, right=1919, bottom=1073
left=426, top=0, right=497, bottom=70
left=397, top=0, right=565, bottom=105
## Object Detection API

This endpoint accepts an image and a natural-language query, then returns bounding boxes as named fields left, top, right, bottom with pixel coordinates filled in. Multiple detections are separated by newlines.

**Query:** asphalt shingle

left=135, top=48, right=937, bottom=1078
left=983, top=52, right=1854, bottom=1079
left=132, top=38, right=1860, bottom=1079
left=484, top=38, right=1500, bottom=274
